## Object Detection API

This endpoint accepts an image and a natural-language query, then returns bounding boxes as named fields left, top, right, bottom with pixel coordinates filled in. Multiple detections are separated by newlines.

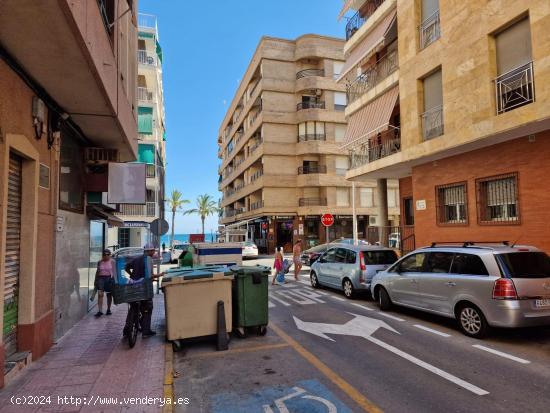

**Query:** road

left=173, top=257, right=550, bottom=413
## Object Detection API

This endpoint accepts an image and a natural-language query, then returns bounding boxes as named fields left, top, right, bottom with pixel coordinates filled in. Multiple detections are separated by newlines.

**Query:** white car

left=171, top=243, right=190, bottom=263
left=242, top=241, right=258, bottom=258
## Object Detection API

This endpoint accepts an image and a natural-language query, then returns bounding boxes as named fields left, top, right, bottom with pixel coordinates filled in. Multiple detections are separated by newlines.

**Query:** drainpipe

left=352, top=181, right=358, bottom=245
left=376, top=179, right=389, bottom=246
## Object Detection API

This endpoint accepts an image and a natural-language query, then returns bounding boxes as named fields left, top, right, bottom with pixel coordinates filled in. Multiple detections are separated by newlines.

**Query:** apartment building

left=339, top=0, right=550, bottom=252
left=111, top=13, right=167, bottom=249
left=218, top=35, right=400, bottom=253
left=0, top=0, right=138, bottom=387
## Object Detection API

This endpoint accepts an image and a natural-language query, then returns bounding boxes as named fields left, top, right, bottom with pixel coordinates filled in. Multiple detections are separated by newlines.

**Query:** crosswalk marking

left=270, top=294, right=291, bottom=307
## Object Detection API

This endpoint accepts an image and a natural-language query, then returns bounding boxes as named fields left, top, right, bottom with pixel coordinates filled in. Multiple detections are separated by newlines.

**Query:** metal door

left=3, top=153, right=22, bottom=357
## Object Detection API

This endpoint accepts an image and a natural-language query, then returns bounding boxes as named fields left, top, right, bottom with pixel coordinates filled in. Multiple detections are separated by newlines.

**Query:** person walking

left=272, top=247, right=284, bottom=286
left=123, top=243, right=164, bottom=337
left=292, top=239, right=303, bottom=281
left=94, top=249, right=115, bottom=317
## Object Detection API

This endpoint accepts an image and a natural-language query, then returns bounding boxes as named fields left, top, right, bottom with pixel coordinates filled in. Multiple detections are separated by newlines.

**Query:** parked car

left=242, top=241, right=259, bottom=258
left=310, top=245, right=399, bottom=298
left=371, top=243, right=550, bottom=338
left=301, top=239, right=370, bottom=266
left=171, top=243, right=190, bottom=263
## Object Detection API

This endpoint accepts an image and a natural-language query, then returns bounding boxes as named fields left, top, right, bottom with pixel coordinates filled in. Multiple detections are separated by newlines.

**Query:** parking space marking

left=351, top=303, right=375, bottom=311
left=413, top=324, right=451, bottom=337
left=377, top=312, right=405, bottom=322
left=331, top=296, right=346, bottom=302
left=472, top=345, right=531, bottom=364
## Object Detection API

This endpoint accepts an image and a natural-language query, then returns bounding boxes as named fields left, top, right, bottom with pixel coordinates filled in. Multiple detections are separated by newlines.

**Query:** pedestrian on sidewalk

left=94, top=249, right=115, bottom=317
left=272, top=247, right=284, bottom=285
left=293, top=239, right=302, bottom=281
left=123, top=243, right=165, bottom=337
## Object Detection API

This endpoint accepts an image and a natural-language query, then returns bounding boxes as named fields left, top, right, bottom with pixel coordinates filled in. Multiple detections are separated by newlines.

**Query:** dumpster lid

left=163, top=268, right=233, bottom=282
left=229, top=265, right=272, bottom=275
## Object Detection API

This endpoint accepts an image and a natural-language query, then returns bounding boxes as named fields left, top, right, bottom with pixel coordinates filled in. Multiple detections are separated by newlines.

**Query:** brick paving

left=0, top=294, right=167, bottom=413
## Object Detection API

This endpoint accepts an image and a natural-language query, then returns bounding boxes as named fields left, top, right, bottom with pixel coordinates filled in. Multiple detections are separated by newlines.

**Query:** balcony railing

left=138, top=87, right=154, bottom=102
left=298, top=134, right=326, bottom=142
left=297, top=101, right=325, bottom=111
left=495, top=62, right=535, bottom=115
left=345, top=0, right=386, bottom=40
left=419, top=10, right=441, bottom=50
left=298, top=165, right=327, bottom=175
left=146, top=164, right=156, bottom=178
left=296, top=69, right=325, bottom=79
left=250, top=169, right=264, bottom=183
left=250, top=200, right=264, bottom=210
left=347, top=51, right=399, bottom=104
left=118, top=203, right=155, bottom=217
left=299, top=198, right=327, bottom=207
left=421, top=105, right=444, bottom=140
left=146, top=202, right=157, bottom=217
left=250, top=139, right=263, bottom=154
left=138, top=50, right=157, bottom=66
left=350, top=127, right=401, bottom=169
left=138, top=14, right=158, bottom=32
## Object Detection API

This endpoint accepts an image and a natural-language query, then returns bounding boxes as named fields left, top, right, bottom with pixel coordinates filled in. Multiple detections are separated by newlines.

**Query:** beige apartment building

left=218, top=35, right=400, bottom=253
left=338, top=0, right=550, bottom=253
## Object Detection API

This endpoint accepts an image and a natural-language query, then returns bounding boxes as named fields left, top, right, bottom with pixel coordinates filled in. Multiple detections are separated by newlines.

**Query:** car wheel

left=378, top=287, right=392, bottom=310
left=343, top=279, right=354, bottom=299
left=457, top=304, right=488, bottom=339
left=310, top=272, right=319, bottom=289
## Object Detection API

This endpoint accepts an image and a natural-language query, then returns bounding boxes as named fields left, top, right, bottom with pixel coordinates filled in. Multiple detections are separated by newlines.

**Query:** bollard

left=216, top=300, right=229, bottom=351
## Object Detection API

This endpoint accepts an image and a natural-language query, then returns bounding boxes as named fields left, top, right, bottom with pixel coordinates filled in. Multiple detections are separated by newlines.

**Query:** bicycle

left=126, top=301, right=142, bottom=348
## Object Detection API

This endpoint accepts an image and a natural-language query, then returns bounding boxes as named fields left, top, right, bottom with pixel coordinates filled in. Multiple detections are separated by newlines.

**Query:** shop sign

left=275, top=216, right=295, bottom=220
left=124, top=222, right=150, bottom=228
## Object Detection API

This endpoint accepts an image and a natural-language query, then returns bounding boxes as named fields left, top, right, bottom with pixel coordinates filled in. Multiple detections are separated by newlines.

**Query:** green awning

left=138, top=106, right=153, bottom=134
left=156, top=40, right=163, bottom=64
left=163, top=131, right=167, bottom=141
left=138, top=144, right=155, bottom=164
left=138, top=31, right=155, bottom=39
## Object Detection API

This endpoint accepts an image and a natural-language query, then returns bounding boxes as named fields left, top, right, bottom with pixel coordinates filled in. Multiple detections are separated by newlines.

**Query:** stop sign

left=321, top=213, right=334, bottom=227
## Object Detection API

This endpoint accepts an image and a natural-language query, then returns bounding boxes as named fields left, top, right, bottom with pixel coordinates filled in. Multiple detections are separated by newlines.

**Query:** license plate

left=535, top=299, right=550, bottom=308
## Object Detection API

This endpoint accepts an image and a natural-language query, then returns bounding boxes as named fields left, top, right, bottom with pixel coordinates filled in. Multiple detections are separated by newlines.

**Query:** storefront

left=275, top=216, right=294, bottom=252
left=328, top=215, right=368, bottom=242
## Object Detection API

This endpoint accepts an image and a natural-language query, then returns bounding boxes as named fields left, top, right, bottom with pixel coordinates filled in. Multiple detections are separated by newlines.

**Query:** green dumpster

left=230, top=265, right=271, bottom=337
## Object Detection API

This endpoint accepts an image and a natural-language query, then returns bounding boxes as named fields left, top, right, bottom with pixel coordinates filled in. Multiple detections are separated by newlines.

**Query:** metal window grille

left=476, top=173, right=519, bottom=224
left=419, top=10, right=441, bottom=50
left=495, top=62, right=535, bottom=114
left=421, top=105, right=444, bottom=140
left=436, top=183, right=468, bottom=225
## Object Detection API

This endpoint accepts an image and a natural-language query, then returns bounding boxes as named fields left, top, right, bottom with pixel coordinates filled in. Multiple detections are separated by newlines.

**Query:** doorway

left=276, top=220, right=293, bottom=252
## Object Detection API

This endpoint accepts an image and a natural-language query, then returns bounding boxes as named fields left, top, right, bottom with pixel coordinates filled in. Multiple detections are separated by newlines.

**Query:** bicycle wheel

left=128, top=304, right=139, bottom=348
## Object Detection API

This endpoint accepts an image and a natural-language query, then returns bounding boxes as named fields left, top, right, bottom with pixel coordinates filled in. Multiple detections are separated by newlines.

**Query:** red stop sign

left=321, top=214, right=334, bottom=227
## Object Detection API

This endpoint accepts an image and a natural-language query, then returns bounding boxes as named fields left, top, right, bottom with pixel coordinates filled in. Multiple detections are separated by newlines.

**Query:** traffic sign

left=150, top=218, right=169, bottom=236
left=321, top=214, right=334, bottom=227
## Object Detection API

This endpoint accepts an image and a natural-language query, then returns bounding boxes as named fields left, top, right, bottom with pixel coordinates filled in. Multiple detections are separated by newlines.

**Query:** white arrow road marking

left=268, top=301, right=276, bottom=308
left=472, top=345, right=531, bottom=364
left=413, top=324, right=451, bottom=337
left=294, top=314, right=489, bottom=396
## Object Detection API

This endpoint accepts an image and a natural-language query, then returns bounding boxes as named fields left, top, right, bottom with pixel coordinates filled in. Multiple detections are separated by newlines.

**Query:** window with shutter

left=334, top=92, right=347, bottom=111
left=477, top=174, right=519, bottom=224
left=360, top=188, right=374, bottom=207
left=335, top=125, right=347, bottom=142
left=335, top=156, right=350, bottom=176
left=337, top=188, right=350, bottom=206
left=422, top=69, right=444, bottom=140
left=436, top=183, right=468, bottom=224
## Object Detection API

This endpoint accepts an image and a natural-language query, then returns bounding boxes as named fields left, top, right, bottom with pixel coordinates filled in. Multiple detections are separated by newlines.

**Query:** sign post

left=321, top=213, right=334, bottom=244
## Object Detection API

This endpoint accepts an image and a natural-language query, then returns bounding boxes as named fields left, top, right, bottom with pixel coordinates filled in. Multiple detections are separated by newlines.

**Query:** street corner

left=210, top=379, right=353, bottom=413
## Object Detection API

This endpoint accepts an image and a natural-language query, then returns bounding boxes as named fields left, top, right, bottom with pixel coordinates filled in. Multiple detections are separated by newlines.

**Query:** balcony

left=250, top=169, right=264, bottom=183
left=118, top=202, right=157, bottom=217
left=138, top=50, right=157, bottom=67
left=347, top=51, right=398, bottom=104
left=250, top=139, right=263, bottom=154
left=419, top=10, right=441, bottom=50
left=299, top=198, right=327, bottom=207
left=296, top=69, right=325, bottom=79
left=298, top=165, right=327, bottom=175
left=298, top=134, right=326, bottom=142
left=250, top=200, right=264, bottom=211
left=146, top=163, right=156, bottom=178
left=297, top=101, right=325, bottom=111
left=138, top=87, right=154, bottom=102
left=350, top=127, right=401, bottom=168
left=495, top=62, right=535, bottom=115
left=345, top=0, right=387, bottom=40
left=421, top=105, right=444, bottom=140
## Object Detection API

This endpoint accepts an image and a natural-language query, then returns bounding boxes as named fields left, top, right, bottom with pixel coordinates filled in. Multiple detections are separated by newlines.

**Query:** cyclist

left=123, top=243, right=164, bottom=338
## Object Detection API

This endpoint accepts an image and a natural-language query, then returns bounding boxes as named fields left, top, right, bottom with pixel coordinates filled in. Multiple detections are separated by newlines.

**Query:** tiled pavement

left=0, top=294, right=167, bottom=413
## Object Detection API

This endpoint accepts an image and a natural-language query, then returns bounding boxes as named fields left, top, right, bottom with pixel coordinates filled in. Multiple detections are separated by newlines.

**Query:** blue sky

left=139, top=0, right=344, bottom=234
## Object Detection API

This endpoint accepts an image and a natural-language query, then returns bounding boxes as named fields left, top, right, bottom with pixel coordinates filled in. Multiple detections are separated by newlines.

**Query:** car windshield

left=497, top=252, right=550, bottom=278
left=244, top=242, right=255, bottom=247
left=362, top=250, right=398, bottom=265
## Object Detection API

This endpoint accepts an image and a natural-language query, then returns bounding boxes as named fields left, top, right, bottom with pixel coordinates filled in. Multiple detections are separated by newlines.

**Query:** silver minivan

left=371, top=243, right=550, bottom=338
left=310, top=244, right=398, bottom=298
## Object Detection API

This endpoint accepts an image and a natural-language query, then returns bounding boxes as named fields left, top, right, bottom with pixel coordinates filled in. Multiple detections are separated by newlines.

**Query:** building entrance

left=276, top=220, right=293, bottom=252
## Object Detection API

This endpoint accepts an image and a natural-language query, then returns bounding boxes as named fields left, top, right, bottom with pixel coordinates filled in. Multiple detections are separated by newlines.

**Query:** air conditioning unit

left=369, top=216, right=378, bottom=226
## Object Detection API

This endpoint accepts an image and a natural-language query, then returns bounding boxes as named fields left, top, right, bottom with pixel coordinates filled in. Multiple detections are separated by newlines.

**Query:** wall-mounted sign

left=416, top=200, right=427, bottom=211
left=56, top=216, right=65, bottom=232
left=124, top=222, right=150, bottom=228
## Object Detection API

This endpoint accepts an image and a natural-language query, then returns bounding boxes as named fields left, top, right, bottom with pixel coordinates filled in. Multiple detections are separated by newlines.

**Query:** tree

left=165, top=190, right=190, bottom=248
left=185, top=194, right=220, bottom=235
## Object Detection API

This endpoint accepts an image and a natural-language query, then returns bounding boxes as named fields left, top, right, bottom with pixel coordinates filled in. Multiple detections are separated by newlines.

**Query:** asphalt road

left=173, top=257, right=550, bottom=413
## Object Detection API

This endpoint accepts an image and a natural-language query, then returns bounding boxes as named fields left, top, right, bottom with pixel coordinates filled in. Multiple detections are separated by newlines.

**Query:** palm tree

left=185, top=194, right=220, bottom=235
left=165, top=190, right=190, bottom=248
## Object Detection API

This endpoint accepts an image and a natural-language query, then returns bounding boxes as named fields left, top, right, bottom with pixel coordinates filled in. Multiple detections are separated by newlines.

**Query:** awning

left=338, top=10, right=397, bottom=81
left=338, top=0, right=355, bottom=20
left=87, top=206, right=125, bottom=227
left=340, top=86, right=399, bottom=149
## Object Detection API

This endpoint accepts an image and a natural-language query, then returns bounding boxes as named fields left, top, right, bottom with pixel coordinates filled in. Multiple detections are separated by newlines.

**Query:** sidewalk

left=0, top=294, right=167, bottom=413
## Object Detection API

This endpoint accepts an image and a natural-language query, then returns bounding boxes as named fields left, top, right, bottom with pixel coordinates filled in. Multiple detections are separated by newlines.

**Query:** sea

left=159, top=233, right=217, bottom=245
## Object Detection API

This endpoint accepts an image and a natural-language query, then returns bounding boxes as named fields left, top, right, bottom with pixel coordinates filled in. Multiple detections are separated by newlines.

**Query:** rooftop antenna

left=511, top=234, right=523, bottom=248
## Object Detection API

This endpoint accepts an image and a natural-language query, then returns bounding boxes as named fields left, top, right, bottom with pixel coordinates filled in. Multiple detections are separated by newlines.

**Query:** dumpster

left=161, top=269, right=234, bottom=344
left=230, top=265, right=271, bottom=337
left=193, top=242, right=242, bottom=266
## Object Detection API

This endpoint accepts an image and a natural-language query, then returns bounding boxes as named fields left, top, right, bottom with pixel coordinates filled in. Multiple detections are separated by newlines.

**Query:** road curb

left=163, top=342, right=175, bottom=413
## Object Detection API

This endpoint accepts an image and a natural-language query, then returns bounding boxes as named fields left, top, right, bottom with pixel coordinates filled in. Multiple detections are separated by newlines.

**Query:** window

left=118, top=228, right=130, bottom=248
left=436, top=183, right=467, bottom=224
left=336, top=188, right=350, bottom=207
left=335, top=156, right=349, bottom=176
left=421, top=69, right=444, bottom=140
left=334, top=92, right=347, bottom=111
left=346, top=250, right=357, bottom=264
left=450, top=254, right=489, bottom=276
left=138, top=144, right=155, bottom=164
left=426, top=252, right=454, bottom=273
left=333, top=61, right=344, bottom=80
left=360, top=188, right=374, bottom=208
left=59, top=131, right=84, bottom=212
left=227, top=139, right=234, bottom=154
left=403, top=197, right=415, bottom=225
left=323, top=248, right=338, bottom=263
left=495, top=17, right=534, bottom=114
left=335, top=248, right=349, bottom=263
left=138, top=106, right=153, bottom=135
left=476, top=173, right=519, bottom=224
left=335, top=124, right=347, bottom=142
left=298, top=122, right=325, bottom=141
left=497, top=252, right=550, bottom=279
left=398, top=253, right=427, bottom=273
left=419, top=0, right=440, bottom=49
left=363, top=251, right=398, bottom=265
